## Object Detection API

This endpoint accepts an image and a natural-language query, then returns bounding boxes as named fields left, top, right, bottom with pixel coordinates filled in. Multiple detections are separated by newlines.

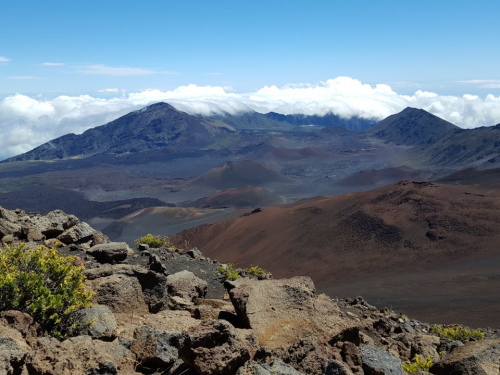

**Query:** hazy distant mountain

left=415, top=123, right=500, bottom=167
left=5, top=103, right=236, bottom=162
left=370, top=107, right=459, bottom=146
left=265, top=112, right=376, bottom=131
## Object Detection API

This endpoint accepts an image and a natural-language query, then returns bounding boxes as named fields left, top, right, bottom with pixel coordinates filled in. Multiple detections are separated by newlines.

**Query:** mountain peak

left=370, top=107, right=459, bottom=146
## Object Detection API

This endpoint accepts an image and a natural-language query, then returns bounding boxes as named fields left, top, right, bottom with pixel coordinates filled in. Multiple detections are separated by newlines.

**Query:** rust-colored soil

left=171, top=181, right=500, bottom=327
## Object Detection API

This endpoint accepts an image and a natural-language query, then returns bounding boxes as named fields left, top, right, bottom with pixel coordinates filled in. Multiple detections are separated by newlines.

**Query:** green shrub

left=402, top=355, right=433, bottom=374
left=244, top=265, right=271, bottom=279
left=0, top=244, right=93, bottom=338
left=430, top=324, right=484, bottom=342
left=215, top=263, right=240, bottom=282
left=135, top=234, right=173, bottom=249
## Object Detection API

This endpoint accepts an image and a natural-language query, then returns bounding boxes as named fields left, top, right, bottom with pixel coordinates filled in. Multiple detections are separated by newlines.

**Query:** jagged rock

left=58, top=222, right=101, bottom=245
left=228, top=276, right=354, bottom=349
left=179, top=319, right=253, bottom=375
left=167, top=270, right=208, bottom=302
left=26, top=336, right=138, bottom=374
left=0, top=311, right=39, bottom=344
left=131, top=326, right=186, bottom=370
left=430, top=338, right=500, bottom=375
left=237, top=359, right=305, bottom=375
left=0, top=219, right=23, bottom=240
left=360, top=346, right=403, bottom=375
left=87, top=242, right=131, bottom=264
left=74, top=305, right=117, bottom=340
left=322, top=360, right=352, bottom=375
left=0, top=323, right=31, bottom=375
left=88, top=274, right=149, bottom=314
left=138, top=243, right=149, bottom=251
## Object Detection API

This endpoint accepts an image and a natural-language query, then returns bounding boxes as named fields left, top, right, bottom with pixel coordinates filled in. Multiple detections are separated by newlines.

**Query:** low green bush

left=135, top=234, right=173, bottom=249
left=430, top=324, right=484, bottom=342
left=402, top=355, right=433, bottom=374
left=215, top=263, right=240, bottom=282
left=0, top=244, right=93, bottom=338
left=245, top=265, right=271, bottom=279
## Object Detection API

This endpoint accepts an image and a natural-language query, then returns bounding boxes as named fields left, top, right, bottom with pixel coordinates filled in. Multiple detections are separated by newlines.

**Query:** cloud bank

left=1, top=76, right=500, bottom=159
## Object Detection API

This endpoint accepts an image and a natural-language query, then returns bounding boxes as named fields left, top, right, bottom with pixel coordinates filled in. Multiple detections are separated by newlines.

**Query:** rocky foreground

left=0, top=207, right=499, bottom=375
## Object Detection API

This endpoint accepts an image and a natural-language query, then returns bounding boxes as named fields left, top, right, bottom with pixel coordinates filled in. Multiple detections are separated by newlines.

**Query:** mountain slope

left=5, top=103, right=236, bottom=162
left=414, top=123, right=500, bottom=167
left=184, top=186, right=284, bottom=208
left=370, top=107, right=460, bottom=146
left=189, top=160, right=294, bottom=190
left=171, top=181, right=500, bottom=324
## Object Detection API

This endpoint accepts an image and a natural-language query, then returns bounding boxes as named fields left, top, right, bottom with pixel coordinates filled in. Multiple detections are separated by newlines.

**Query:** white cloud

left=78, top=64, right=156, bottom=76
left=98, top=88, right=120, bottom=93
left=1, top=76, right=500, bottom=159
left=0, top=56, right=10, bottom=62
left=42, top=62, right=65, bottom=66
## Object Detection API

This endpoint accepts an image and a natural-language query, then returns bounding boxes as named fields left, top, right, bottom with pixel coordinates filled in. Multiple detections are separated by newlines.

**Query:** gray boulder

left=166, top=270, right=208, bottom=302
left=360, top=347, right=402, bottom=375
left=87, top=242, right=131, bottom=264
left=131, top=326, right=186, bottom=369
left=74, top=305, right=117, bottom=340
left=58, top=222, right=99, bottom=245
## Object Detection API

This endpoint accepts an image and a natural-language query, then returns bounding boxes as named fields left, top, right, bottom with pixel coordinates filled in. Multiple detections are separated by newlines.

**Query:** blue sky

left=1, top=0, right=499, bottom=95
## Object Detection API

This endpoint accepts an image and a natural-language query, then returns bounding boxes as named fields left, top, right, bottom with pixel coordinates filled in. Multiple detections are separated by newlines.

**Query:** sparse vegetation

left=0, top=243, right=93, bottom=338
left=430, top=324, right=484, bottom=342
left=215, top=263, right=240, bottom=282
left=402, top=355, right=433, bottom=374
left=215, top=263, right=271, bottom=282
left=244, top=265, right=271, bottom=279
left=135, top=234, right=173, bottom=249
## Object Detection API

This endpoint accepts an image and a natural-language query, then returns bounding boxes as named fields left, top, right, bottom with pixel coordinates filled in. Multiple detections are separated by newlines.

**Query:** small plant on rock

left=402, top=355, right=433, bottom=374
left=430, top=324, right=484, bottom=342
left=215, top=263, right=240, bottom=282
left=0, top=243, right=93, bottom=339
left=243, top=265, right=271, bottom=280
left=135, top=234, right=173, bottom=249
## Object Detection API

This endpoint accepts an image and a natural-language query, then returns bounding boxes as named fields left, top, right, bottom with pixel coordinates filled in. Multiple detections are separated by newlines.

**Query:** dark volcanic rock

left=360, top=346, right=402, bottom=375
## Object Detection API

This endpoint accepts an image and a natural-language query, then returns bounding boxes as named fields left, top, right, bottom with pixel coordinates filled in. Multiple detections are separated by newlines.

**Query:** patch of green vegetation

left=207, top=133, right=242, bottom=150
left=245, top=265, right=271, bottom=279
left=0, top=244, right=93, bottom=339
left=135, top=234, right=173, bottom=249
left=215, top=263, right=240, bottom=282
left=402, top=355, right=433, bottom=374
left=215, top=263, right=271, bottom=282
left=430, top=324, right=484, bottom=342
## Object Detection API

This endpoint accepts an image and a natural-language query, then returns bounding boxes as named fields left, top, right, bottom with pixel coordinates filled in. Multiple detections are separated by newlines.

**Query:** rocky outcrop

left=227, top=276, right=354, bottom=349
left=430, top=339, right=500, bottom=375
left=0, top=323, right=31, bottom=375
left=0, top=206, right=107, bottom=247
